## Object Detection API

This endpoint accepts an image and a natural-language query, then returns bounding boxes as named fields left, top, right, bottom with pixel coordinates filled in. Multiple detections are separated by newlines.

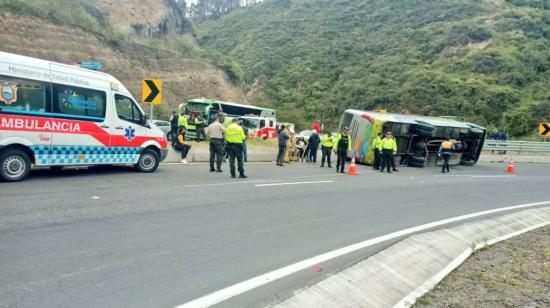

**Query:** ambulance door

left=111, top=93, right=149, bottom=164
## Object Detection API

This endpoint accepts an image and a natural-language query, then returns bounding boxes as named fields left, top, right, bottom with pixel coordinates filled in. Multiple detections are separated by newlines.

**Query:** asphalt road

left=1, top=162, right=549, bottom=308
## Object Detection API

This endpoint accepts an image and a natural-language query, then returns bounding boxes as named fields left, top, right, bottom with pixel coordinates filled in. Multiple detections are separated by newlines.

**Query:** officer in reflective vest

left=372, top=132, right=382, bottom=170
left=178, top=113, right=188, bottom=130
left=333, top=127, right=352, bottom=173
left=224, top=118, right=247, bottom=178
left=438, top=137, right=455, bottom=173
left=320, top=131, right=334, bottom=168
left=379, top=131, right=398, bottom=173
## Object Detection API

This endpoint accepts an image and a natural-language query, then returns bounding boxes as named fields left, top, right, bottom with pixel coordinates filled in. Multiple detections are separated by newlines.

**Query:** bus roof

left=187, top=98, right=275, bottom=112
left=345, top=109, right=474, bottom=129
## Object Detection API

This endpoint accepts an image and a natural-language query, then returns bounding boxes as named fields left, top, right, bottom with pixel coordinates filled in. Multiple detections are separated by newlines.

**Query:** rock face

left=0, top=1, right=245, bottom=116
left=92, top=0, right=191, bottom=37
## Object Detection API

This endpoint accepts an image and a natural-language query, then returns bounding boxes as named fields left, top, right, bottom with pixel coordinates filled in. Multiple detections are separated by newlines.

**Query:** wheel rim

left=140, top=154, right=155, bottom=170
left=3, top=155, right=26, bottom=178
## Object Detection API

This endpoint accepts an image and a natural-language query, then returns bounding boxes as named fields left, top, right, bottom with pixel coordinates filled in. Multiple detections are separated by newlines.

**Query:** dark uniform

left=334, top=130, right=352, bottom=173
left=224, top=121, right=247, bottom=178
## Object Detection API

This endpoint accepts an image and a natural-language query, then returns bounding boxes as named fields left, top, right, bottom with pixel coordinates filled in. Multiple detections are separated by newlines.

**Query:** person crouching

left=174, top=127, right=191, bottom=164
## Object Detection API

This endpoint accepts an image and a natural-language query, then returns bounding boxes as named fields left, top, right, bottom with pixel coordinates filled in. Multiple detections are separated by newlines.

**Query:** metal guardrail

left=483, top=140, right=550, bottom=153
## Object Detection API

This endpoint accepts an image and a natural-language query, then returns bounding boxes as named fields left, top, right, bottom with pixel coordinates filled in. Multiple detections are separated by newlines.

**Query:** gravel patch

left=415, top=225, right=550, bottom=307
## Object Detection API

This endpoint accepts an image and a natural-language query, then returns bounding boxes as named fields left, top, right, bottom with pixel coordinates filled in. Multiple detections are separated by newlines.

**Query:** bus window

left=260, top=119, right=265, bottom=128
left=340, top=112, right=353, bottom=129
left=269, top=120, right=274, bottom=127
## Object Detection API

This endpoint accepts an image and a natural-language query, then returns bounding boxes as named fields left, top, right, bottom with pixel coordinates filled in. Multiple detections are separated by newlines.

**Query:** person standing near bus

left=372, top=132, right=382, bottom=170
left=195, top=115, right=205, bottom=142
left=379, top=131, right=397, bottom=173
left=205, top=116, right=225, bottom=172
left=334, top=127, right=352, bottom=173
left=169, top=111, right=179, bottom=141
left=276, top=124, right=289, bottom=166
left=312, top=120, right=321, bottom=135
left=178, top=112, right=188, bottom=131
left=438, top=137, right=455, bottom=173
left=241, top=121, right=249, bottom=163
left=308, top=129, right=320, bottom=163
left=224, top=118, right=247, bottom=178
left=320, top=131, right=333, bottom=168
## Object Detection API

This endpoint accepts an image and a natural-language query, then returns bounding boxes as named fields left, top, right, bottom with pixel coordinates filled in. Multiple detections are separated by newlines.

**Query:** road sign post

left=142, top=79, right=162, bottom=119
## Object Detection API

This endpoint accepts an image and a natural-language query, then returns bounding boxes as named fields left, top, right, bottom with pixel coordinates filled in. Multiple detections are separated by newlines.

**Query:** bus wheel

left=135, top=148, right=160, bottom=173
left=0, top=148, right=31, bottom=182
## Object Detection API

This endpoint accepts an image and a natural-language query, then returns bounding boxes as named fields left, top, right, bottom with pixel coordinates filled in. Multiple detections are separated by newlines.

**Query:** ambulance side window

left=0, top=75, right=50, bottom=114
left=52, top=84, right=106, bottom=121
left=115, top=94, right=145, bottom=125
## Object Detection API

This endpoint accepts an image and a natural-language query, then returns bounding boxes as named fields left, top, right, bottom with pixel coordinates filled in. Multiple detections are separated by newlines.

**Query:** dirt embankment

left=415, top=225, right=550, bottom=307
left=0, top=11, right=245, bottom=113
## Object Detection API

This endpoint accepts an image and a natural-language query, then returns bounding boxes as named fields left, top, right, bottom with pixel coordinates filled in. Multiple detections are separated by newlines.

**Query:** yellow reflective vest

left=178, top=116, right=188, bottom=129
left=380, top=137, right=397, bottom=151
left=321, top=134, right=334, bottom=147
left=333, top=133, right=352, bottom=151
left=224, top=123, right=245, bottom=144
left=373, top=136, right=382, bottom=151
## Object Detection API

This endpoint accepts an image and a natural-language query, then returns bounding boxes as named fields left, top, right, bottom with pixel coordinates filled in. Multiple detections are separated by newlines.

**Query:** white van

left=0, top=52, right=168, bottom=182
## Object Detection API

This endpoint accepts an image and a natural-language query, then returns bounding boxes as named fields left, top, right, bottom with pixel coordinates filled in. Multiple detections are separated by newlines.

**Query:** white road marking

left=255, top=180, right=335, bottom=187
left=184, top=180, right=282, bottom=188
left=470, top=175, right=516, bottom=178
left=175, top=200, right=550, bottom=308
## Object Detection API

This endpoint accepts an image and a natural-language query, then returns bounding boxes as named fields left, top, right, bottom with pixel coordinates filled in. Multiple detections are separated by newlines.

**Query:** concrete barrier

left=163, top=144, right=277, bottom=163
left=270, top=207, right=550, bottom=308
left=478, top=153, right=550, bottom=164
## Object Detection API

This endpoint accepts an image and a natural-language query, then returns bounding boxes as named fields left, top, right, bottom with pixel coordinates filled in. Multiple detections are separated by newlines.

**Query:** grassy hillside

left=197, top=0, right=550, bottom=135
left=0, top=0, right=247, bottom=118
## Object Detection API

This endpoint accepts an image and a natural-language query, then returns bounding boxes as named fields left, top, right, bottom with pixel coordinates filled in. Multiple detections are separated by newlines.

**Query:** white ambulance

left=0, top=52, right=168, bottom=182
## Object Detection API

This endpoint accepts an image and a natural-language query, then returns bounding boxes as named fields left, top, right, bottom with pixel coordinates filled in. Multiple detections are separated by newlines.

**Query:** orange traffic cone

left=348, top=157, right=358, bottom=175
left=506, top=161, right=515, bottom=173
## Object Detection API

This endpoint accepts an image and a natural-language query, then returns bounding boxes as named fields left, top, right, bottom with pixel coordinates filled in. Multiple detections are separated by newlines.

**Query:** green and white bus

left=178, top=98, right=277, bottom=139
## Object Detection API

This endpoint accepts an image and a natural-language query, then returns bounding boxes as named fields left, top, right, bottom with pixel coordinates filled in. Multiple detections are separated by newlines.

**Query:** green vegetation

left=0, top=0, right=242, bottom=84
left=0, top=0, right=120, bottom=41
left=196, top=0, right=550, bottom=135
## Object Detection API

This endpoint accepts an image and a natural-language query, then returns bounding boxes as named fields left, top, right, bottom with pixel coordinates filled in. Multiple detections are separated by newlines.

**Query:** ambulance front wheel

left=0, top=148, right=31, bottom=182
left=136, top=148, right=160, bottom=173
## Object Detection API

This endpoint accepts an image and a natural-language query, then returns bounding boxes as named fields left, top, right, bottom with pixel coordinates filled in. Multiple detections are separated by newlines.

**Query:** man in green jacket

left=320, top=131, right=334, bottom=168
left=372, top=132, right=382, bottom=170
left=379, top=131, right=398, bottom=173
left=224, top=118, right=247, bottom=179
left=333, top=127, right=352, bottom=173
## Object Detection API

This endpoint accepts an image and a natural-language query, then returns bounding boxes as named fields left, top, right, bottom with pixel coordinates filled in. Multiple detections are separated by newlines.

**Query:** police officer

left=320, top=131, right=333, bottom=168
left=177, top=112, right=188, bottom=131
left=333, top=127, right=352, bottom=173
left=379, top=131, right=397, bottom=173
left=372, top=132, right=382, bottom=170
left=205, top=115, right=225, bottom=172
left=224, top=118, right=247, bottom=178
left=438, top=137, right=455, bottom=173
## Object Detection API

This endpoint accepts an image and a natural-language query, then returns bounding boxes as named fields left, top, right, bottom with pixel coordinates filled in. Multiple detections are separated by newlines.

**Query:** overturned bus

left=339, top=109, right=486, bottom=167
